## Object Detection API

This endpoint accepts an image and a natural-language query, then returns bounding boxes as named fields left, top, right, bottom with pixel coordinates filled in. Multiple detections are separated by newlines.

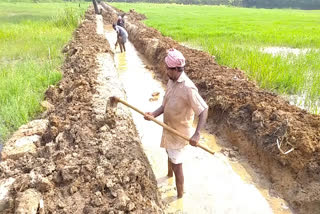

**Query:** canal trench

left=103, top=23, right=292, bottom=213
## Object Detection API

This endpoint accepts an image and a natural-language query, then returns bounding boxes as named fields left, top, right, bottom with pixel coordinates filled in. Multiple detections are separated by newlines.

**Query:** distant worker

left=117, top=15, right=125, bottom=28
left=112, top=23, right=128, bottom=53
left=144, top=48, right=208, bottom=198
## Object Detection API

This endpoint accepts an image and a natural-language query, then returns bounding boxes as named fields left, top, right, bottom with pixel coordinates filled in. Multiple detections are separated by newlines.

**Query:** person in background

left=117, top=15, right=125, bottom=28
left=112, top=23, right=128, bottom=53
left=144, top=48, right=208, bottom=198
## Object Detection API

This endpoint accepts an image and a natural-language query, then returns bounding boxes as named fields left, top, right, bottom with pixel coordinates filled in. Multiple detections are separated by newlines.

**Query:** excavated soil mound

left=102, top=4, right=320, bottom=214
left=0, top=9, right=163, bottom=213
left=127, top=9, right=146, bottom=21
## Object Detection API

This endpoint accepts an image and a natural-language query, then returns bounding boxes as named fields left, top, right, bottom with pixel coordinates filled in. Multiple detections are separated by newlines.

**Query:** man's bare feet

left=177, top=183, right=184, bottom=198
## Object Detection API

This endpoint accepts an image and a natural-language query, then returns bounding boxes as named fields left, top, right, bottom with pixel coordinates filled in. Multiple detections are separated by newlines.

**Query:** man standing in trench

left=112, top=23, right=128, bottom=53
left=144, top=48, right=208, bottom=198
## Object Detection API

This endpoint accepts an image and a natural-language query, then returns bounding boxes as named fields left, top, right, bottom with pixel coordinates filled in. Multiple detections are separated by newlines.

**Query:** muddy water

left=104, top=25, right=292, bottom=214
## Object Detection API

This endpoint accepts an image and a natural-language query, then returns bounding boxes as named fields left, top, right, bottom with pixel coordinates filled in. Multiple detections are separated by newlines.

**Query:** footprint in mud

left=164, top=195, right=178, bottom=204
left=149, top=92, right=160, bottom=102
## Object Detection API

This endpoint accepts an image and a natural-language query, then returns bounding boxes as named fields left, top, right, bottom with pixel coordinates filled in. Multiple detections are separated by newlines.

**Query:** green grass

left=111, top=3, right=320, bottom=114
left=0, top=2, right=89, bottom=141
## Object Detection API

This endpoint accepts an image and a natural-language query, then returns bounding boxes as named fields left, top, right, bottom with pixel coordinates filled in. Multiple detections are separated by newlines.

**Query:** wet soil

left=0, top=9, right=162, bottom=213
left=104, top=4, right=320, bottom=214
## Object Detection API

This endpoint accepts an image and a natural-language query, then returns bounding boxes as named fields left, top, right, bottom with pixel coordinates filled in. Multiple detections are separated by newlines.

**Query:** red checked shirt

left=161, top=72, right=208, bottom=149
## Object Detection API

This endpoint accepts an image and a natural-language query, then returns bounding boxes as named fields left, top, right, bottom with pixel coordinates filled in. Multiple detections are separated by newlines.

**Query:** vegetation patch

left=0, top=2, right=89, bottom=142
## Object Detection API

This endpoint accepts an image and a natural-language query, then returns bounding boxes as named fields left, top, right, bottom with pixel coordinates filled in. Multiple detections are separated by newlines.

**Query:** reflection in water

left=117, top=52, right=127, bottom=73
left=104, top=24, right=291, bottom=214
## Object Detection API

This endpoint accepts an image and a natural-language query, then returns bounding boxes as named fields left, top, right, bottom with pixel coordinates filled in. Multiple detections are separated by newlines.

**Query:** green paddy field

left=0, top=2, right=89, bottom=141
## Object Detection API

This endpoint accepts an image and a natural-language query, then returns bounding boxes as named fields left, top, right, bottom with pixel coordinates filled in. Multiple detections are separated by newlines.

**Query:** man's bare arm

left=144, top=105, right=164, bottom=120
left=190, top=108, right=208, bottom=146
left=195, top=108, right=208, bottom=134
left=152, top=105, right=164, bottom=118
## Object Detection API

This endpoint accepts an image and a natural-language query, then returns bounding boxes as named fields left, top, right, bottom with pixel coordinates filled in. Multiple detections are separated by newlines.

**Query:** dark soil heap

left=0, top=9, right=162, bottom=214
left=103, top=4, right=320, bottom=214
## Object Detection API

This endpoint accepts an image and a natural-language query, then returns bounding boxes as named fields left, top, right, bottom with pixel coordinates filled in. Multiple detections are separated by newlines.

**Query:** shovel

left=109, top=96, right=215, bottom=155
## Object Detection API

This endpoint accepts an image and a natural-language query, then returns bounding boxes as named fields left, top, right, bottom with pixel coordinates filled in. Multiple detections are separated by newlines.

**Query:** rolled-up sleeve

left=187, top=87, right=208, bottom=116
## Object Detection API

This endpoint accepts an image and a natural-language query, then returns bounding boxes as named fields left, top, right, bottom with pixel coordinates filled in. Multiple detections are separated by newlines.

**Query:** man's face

left=166, top=66, right=177, bottom=81
left=167, top=66, right=176, bottom=81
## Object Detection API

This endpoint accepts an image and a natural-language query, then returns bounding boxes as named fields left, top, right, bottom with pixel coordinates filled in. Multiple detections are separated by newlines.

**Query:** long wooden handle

left=114, top=97, right=215, bottom=155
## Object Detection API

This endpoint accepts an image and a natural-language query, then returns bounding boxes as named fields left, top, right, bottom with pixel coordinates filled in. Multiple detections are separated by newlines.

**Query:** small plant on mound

left=52, top=7, right=84, bottom=29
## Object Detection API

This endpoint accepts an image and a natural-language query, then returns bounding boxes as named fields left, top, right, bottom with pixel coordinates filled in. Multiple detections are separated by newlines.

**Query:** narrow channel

left=104, top=25, right=292, bottom=214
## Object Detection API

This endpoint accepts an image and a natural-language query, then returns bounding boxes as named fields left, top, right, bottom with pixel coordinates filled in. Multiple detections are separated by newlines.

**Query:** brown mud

left=103, top=4, right=320, bottom=214
left=0, top=9, right=162, bottom=213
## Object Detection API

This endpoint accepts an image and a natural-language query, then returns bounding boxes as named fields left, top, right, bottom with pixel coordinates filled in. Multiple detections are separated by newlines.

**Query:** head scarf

left=165, top=48, right=185, bottom=68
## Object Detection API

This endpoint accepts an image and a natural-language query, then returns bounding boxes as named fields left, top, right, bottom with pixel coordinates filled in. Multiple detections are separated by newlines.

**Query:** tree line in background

left=19, top=0, right=320, bottom=9
left=242, top=0, right=320, bottom=9
left=89, top=0, right=320, bottom=10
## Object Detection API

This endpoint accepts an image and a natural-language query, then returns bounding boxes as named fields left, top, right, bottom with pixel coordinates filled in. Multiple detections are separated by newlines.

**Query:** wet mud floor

left=104, top=25, right=292, bottom=214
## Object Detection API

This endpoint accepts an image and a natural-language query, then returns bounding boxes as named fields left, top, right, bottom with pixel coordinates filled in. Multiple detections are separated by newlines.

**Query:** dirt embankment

left=103, top=4, right=320, bottom=213
left=0, top=9, right=163, bottom=213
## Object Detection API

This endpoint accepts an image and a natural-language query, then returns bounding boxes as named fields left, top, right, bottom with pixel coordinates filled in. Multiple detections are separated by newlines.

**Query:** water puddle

left=284, top=94, right=320, bottom=115
left=260, top=46, right=313, bottom=57
left=181, top=42, right=204, bottom=52
left=104, top=25, right=292, bottom=214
